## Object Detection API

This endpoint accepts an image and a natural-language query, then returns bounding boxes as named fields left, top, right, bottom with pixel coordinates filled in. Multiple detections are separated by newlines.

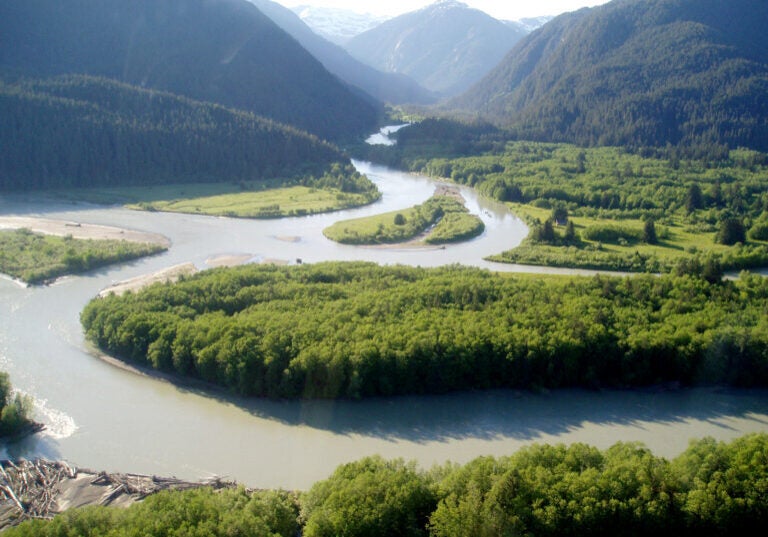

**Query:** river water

left=1, top=158, right=768, bottom=490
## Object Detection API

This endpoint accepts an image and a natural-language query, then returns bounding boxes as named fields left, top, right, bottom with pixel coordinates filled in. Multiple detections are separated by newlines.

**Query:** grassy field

left=490, top=204, right=767, bottom=272
left=0, top=229, right=165, bottom=284
left=45, top=181, right=379, bottom=219
left=323, top=194, right=484, bottom=245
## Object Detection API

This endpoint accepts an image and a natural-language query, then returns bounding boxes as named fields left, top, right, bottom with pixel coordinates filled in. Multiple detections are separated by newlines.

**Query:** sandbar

left=0, top=216, right=170, bottom=248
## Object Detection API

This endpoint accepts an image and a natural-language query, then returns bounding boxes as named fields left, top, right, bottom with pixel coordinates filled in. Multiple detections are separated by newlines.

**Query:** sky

left=277, top=0, right=612, bottom=20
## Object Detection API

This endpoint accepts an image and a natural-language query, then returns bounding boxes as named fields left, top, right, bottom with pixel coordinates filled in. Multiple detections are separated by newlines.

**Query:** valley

left=1, top=0, right=768, bottom=534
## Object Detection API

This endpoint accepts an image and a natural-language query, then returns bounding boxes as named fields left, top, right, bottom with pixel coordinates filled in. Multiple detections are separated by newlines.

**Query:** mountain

left=345, top=0, right=528, bottom=98
left=0, top=0, right=378, bottom=142
left=507, top=16, right=554, bottom=33
left=0, top=75, right=346, bottom=190
left=291, top=5, right=387, bottom=45
left=247, top=0, right=436, bottom=105
left=450, top=0, right=768, bottom=151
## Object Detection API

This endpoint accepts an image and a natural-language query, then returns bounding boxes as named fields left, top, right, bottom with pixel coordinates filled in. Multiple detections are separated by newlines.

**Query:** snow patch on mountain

left=291, top=5, right=388, bottom=45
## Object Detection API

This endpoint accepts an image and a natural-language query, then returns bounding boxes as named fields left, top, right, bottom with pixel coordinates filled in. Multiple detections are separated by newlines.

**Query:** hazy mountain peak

left=291, top=4, right=388, bottom=45
left=428, top=0, right=469, bottom=10
left=345, top=0, right=528, bottom=97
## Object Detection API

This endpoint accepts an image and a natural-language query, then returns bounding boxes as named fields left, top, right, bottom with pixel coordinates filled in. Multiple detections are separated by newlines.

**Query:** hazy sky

left=278, top=1, right=612, bottom=20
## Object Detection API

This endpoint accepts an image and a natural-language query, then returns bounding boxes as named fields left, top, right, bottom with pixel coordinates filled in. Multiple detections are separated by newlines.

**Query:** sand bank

left=0, top=216, right=170, bottom=247
left=98, top=263, right=198, bottom=297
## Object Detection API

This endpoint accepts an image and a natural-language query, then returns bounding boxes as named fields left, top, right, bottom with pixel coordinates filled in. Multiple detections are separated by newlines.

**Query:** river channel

left=1, top=155, right=768, bottom=490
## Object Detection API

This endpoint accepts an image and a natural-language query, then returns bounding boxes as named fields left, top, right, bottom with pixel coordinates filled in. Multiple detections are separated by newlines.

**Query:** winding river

left=1, top=151, right=768, bottom=490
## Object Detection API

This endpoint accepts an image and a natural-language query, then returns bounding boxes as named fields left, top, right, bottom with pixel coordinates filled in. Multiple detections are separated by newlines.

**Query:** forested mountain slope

left=248, top=0, right=436, bottom=105
left=0, top=0, right=378, bottom=141
left=451, top=0, right=768, bottom=151
left=0, top=76, right=346, bottom=190
left=346, top=0, right=527, bottom=97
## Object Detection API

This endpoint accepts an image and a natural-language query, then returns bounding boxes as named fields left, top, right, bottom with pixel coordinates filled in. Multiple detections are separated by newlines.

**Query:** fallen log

left=0, top=459, right=237, bottom=530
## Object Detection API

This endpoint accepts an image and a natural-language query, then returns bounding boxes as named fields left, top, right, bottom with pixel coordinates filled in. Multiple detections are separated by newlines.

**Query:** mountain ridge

left=449, top=0, right=768, bottom=151
left=345, top=0, right=527, bottom=97
left=0, top=74, right=348, bottom=190
left=247, top=0, right=436, bottom=105
left=0, top=0, right=379, bottom=141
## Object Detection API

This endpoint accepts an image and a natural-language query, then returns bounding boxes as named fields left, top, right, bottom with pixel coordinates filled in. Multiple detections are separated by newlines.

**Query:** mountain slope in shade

left=451, top=0, right=768, bottom=151
left=291, top=5, right=387, bottom=45
left=0, top=0, right=378, bottom=142
left=248, top=0, right=436, bottom=105
left=345, top=0, right=527, bottom=97
left=0, top=75, right=347, bottom=190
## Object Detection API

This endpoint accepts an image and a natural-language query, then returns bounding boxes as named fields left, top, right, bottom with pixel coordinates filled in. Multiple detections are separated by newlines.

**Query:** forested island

left=6, top=434, right=767, bottom=536
left=81, top=262, right=768, bottom=399
left=323, top=188, right=484, bottom=245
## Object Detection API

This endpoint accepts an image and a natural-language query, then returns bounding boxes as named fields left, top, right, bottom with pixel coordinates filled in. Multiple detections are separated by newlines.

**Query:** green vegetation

left=323, top=194, right=484, bottom=245
left=450, top=0, right=768, bottom=152
left=81, top=262, right=768, bottom=399
left=51, top=164, right=380, bottom=218
left=0, top=0, right=378, bottom=142
left=302, top=457, right=436, bottom=537
left=0, top=372, right=37, bottom=438
left=6, top=487, right=299, bottom=537
left=0, top=75, right=350, bottom=191
left=9, top=434, right=768, bottom=536
left=361, top=121, right=768, bottom=273
left=0, top=229, right=166, bottom=284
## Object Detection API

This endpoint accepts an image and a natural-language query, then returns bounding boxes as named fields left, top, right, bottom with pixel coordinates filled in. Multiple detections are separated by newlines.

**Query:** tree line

left=81, top=262, right=768, bottom=399
left=8, top=434, right=768, bottom=536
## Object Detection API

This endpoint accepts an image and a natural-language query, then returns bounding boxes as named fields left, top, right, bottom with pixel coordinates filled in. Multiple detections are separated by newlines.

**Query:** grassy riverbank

left=323, top=189, right=484, bottom=245
left=43, top=164, right=381, bottom=219
left=488, top=204, right=768, bottom=273
left=0, top=228, right=166, bottom=284
left=359, top=121, right=768, bottom=274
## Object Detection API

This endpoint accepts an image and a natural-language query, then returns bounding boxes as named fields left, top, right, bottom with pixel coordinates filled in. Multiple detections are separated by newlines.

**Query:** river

left=1, top=156, right=768, bottom=490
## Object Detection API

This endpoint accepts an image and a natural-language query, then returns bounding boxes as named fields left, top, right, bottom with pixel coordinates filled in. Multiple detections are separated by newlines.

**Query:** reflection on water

left=1, top=160, right=767, bottom=489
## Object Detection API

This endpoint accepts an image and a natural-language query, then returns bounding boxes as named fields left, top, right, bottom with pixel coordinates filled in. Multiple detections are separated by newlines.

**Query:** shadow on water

left=1, top=432, right=63, bottom=462
left=169, top=378, right=768, bottom=445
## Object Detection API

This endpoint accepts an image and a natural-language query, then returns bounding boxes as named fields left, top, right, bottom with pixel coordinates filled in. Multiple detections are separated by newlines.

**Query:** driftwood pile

left=0, top=459, right=234, bottom=529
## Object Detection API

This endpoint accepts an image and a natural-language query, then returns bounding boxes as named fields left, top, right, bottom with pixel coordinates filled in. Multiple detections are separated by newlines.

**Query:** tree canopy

left=81, top=262, right=768, bottom=399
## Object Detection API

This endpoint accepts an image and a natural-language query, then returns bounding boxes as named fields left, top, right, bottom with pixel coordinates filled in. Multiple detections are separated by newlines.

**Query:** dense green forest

left=9, top=434, right=768, bottom=536
left=449, top=0, right=768, bottom=152
left=0, top=372, right=37, bottom=438
left=81, top=262, right=768, bottom=399
left=0, top=228, right=166, bottom=284
left=360, top=119, right=768, bottom=272
left=323, top=194, right=484, bottom=245
left=0, top=75, right=355, bottom=191
left=0, top=0, right=379, bottom=142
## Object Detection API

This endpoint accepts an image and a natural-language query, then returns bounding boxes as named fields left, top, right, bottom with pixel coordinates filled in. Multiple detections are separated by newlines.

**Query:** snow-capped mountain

left=507, top=16, right=553, bottom=32
left=291, top=5, right=388, bottom=45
